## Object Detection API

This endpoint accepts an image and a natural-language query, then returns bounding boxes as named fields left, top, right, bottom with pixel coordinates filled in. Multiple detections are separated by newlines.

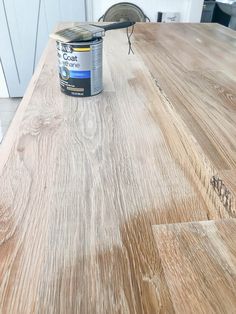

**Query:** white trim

left=85, top=0, right=94, bottom=22
left=0, top=120, right=3, bottom=143
left=0, top=60, right=9, bottom=98
left=185, top=0, right=204, bottom=22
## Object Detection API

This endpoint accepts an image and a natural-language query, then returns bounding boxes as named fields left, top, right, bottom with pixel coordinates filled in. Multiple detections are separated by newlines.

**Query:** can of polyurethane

left=56, top=38, right=103, bottom=97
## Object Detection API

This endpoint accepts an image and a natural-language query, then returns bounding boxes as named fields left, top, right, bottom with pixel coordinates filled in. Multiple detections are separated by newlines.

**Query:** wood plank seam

left=147, top=72, right=232, bottom=220
left=152, top=218, right=236, bottom=314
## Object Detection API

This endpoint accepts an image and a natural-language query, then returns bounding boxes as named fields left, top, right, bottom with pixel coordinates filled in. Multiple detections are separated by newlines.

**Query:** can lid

left=57, top=37, right=103, bottom=46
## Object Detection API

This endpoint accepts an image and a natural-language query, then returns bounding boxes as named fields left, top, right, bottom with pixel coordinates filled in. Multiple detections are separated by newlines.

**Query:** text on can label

left=62, top=53, right=78, bottom=61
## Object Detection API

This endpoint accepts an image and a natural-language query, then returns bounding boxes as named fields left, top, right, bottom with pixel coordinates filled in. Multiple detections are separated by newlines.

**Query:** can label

left=57, top=39, right=103, bottom=97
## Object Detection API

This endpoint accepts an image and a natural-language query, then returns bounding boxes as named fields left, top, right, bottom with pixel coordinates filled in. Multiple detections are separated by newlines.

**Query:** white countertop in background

left=92, top=0, right=205, bottom=23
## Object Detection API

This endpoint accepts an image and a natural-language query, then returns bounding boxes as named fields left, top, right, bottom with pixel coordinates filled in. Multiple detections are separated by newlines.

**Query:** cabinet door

left=201, top=3, right=215, bottom=23
left=0, top=0, right=86, bottom=97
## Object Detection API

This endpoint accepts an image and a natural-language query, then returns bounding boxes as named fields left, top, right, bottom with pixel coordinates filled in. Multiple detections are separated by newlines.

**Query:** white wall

left=0, top=61, right=9, bottom=98
left=92, top=0, right=204, bottom=22
left=1, top=0, right=204, bottom=98
left=185, top=0, right=204, bottom=22
left=1, top=0, right=86, bottom=98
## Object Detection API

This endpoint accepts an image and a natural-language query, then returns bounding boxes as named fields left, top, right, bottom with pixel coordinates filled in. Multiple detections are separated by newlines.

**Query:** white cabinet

left=0, top=0, right=86, bottom=97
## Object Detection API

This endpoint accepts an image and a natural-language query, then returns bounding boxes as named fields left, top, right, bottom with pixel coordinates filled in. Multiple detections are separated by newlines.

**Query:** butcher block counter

left=0, top=23, right=236, bottom=313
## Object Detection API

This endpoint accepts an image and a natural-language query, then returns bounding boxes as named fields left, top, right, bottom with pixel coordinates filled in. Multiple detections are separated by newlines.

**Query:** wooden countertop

left=0, top=23, right=236, bottom=312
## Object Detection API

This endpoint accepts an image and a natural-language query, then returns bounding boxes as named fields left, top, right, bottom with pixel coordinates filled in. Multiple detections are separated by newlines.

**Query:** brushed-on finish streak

left=0, top=23, right=235, bottom=313
left=153, top=219, right=236, bottom=313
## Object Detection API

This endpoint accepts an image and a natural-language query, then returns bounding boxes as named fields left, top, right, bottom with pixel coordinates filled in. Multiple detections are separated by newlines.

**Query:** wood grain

left=153, top=219, right=236, bottom=314
left=0, top=23, right=235, bottom=312
left=135, top=24, right=236, bottom=170
left=134, top=23, right=236, bottom=218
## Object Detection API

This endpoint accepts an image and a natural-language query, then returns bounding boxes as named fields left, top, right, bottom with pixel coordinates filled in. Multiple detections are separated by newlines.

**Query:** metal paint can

left=56, top=38, right=103, bottom=97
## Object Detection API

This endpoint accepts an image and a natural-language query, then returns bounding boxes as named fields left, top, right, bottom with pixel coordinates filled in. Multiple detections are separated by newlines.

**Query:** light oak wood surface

left=153, top=219, right=236, bottom=314
left=0, top=23, right=235, bottom=313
